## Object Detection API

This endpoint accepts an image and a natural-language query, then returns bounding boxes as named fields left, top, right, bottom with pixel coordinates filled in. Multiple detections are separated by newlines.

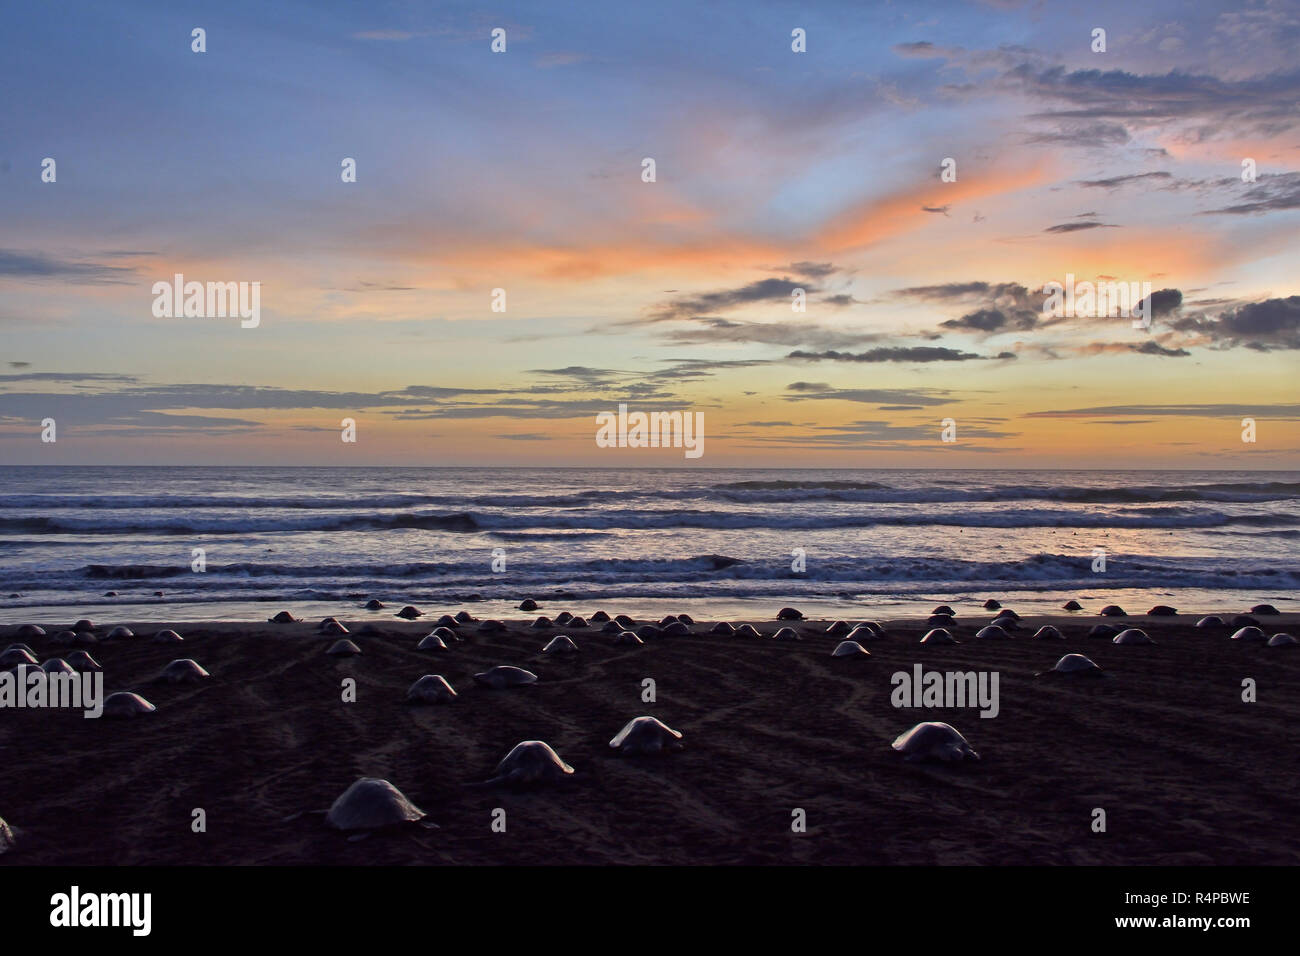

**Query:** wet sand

left=2, top=609, right=1298, bottom=865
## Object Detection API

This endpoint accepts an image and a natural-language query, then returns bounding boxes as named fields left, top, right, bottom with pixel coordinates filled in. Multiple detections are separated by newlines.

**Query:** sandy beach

left=3, top=606, right=1298, bottom=866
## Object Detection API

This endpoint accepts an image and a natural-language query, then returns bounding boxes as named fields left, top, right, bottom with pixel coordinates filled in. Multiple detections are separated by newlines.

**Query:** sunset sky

left=2, top=0, right=1298, bottom=467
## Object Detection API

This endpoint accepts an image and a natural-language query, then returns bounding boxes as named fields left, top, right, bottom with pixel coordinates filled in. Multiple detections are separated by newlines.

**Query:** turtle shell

left=473, top=665, right=538, bottom=689
left=406, top=674, right=457, bottom=704
left=831, top=640, right=871, bottom=657
left=542, top=635, right=580, bottom=654
left=102, top=692, right=157, bottom=718
left=325, top=777, right=426, bottom=831
left=609, top=716, right=683, bottom=754
left=891, top=722, right=979, bottom=762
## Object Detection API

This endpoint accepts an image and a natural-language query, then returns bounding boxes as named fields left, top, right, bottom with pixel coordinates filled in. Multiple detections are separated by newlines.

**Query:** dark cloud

left=1171, top=296, right=1300, bottom=350
left=941, top=308, right=1037, bottom=333
left=0, top=249, right=139, bottom=284
left=783, top=382, right=952, bottom=407
left=649, top=277, right=812, bottom=322
left=1044, top=221, right=1119, bottom=233
left=787, top=346, right=1002, bottom=363
left=1026, top=402, right=1300, bottom=419
left=1199, top=172, right=1300, bottom=215
left=1077, top=172, right=1174, bottom=189
left=1130, top=341, right=1190, bottom=357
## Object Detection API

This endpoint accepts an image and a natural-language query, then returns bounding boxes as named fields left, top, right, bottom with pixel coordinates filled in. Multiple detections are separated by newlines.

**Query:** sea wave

left=1, top=506, right=1296, bottom=535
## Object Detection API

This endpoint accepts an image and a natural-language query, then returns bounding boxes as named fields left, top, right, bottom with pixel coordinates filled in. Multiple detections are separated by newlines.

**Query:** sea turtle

left=777, top=607, right=804, bottom=621
left=321, top=620, right=350, bottom=635
left=772, top=627, right=801, bottom=642
left=481, top=741, right=574, bottom=786
left=73, top=619, right=95, bottom=632
left=1195, top=616, right=1224, bottom=628
left=847, top=625, right=882, bottom=643
left=661, top=621, right=690, bottom=636
left=1031, top=625, right=1065, bottom=640
left=65, top=650, right=102, bottom=672
left=832, top=640, right=871, bottom=657
left=153, top=629, right=184, bottom=643
left=1088, top=624, right=1119, bottom=639
left=1267, top=633, right=1298, bottom=648
left=568, top=616, right=589, bottom=629
left=826, top=621, right=852, bottom=636
left=14, top=624, right=45, bottom=639
left=40, top=658, right=75, bottom=674
left=991, top=615, right=1020, bottom=631
left=477, top=619, right=506, bottom=633
left=676, top=614, right=695, bottom=626
left=473, top=666, right=538, bottom=689
left=983, top=599, right=1001, bottom=610
left=1147, top=605, right=1178, bottom=616
left=1230, top=626, right=1267, bottom=643
left=555, top=612, right=574, bottom=626
left=658, top=615, right=679, bottom=627
left=323, top=777, right=436, bottom=840
left=395, top=606, right=423, bottom=620
left=102, top=692, right=156, bottom=718
left=1113, top=628, right=1155, bottom=645
left=454, top=611, right=475, bottom=624
left=891, top=722, right=979, bottom=762
left=1035, top=653, right=1104, bottom=678
left=417, top=634, right=449, bottom=651
left=105, top=625, right=133, bottom=640
left=0, top=814, right=13, bottom=855
left=50, top=630, right=79, bottom=645
left=1062, top=600, right=1083, bottom=611
left=975, top=625, right=1011, bottom=640
left=429, top=626, right=459, bottom=642
left=636, top=624, right=663, bottom=639
left=1099, top=605, right=1127, bottom=617
left=269, top=611, right=298, bottom=624
left=710, top=622, right=736, bottom=635
left=609, top=716, right=684, bottom=755
left=612, top=630, right=644, bottom=646
left=434, top=615, right=458, bottom=628
left=3, top=643, right=35, bottom=657
left=601, top=620, right=622, bottom=633
left=932, top=605, right=955, bottom=616
left=733, top=624, right=761, bottom=639
left=406, top=674, right=457, bottom=704
left=363, top=599, right=385, bottom=610
left=103, top=590, right=117, bottom=597
left=993, top=609, right=1021, bottom=621
left=928, top=614, right=957, bottom=626
left=160, top=659, right=210, bottom=684
left=589, top=611, right=611, bottom=623
left=614, top=615, right=636, bottom=629
left=856, top=621, right=886, bottom=636
left=543, top=635, right=579, bottom=655
left=531, top=616, right=553, bottom=630
left=1232, top=614, right=1261, bottom=628
left=920, top=628, right=959, bottom=645
left=518, top=599, right=540, bottom=612
left=0, top=648, right=37, bottom=668
left=326, top=639, right=362, bottom=657
left=1250, top=604, right=1281, bottom=616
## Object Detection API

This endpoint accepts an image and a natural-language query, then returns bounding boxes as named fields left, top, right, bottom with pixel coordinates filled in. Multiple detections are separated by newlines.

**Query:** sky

left=1, top=0, right=1298, bottom=467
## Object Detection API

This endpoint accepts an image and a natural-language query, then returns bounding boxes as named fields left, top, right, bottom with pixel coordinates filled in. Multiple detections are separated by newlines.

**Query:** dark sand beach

left=3, top=609, right=1298, bottom=866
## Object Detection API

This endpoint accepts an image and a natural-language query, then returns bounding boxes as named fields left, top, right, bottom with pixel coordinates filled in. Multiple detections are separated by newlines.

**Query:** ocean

left=1, top=466, right=1297, bottom=621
